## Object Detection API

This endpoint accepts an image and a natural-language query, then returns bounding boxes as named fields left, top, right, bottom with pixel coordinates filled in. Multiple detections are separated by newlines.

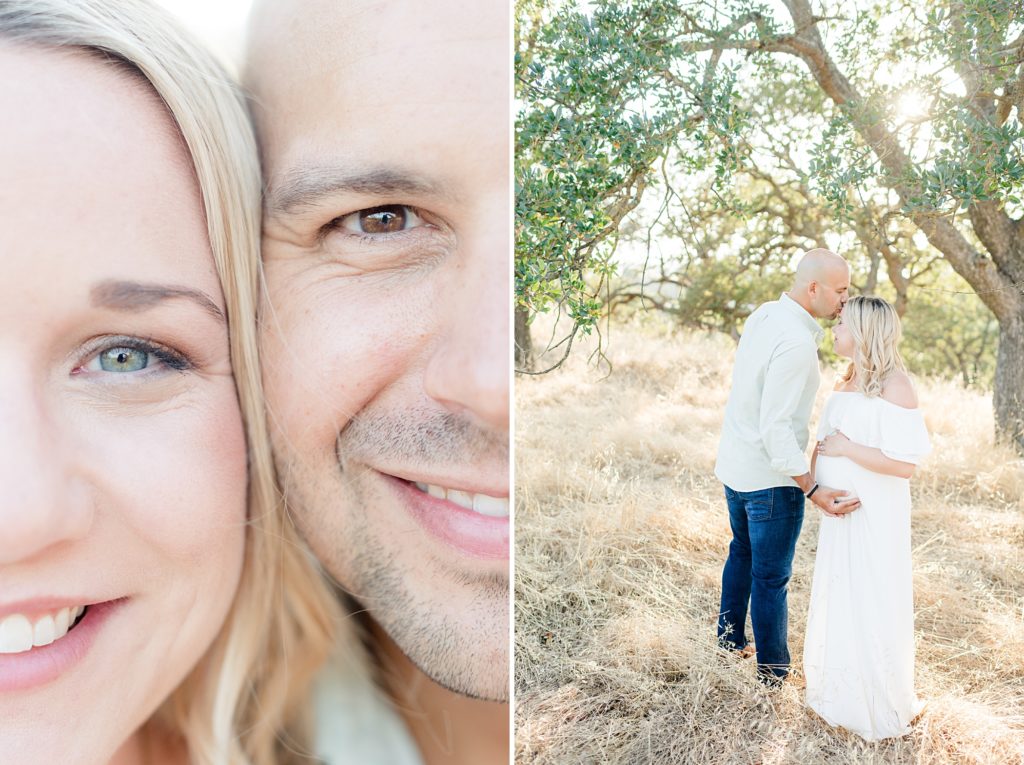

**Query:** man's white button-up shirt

left=714, top=293, right=824, bottom=492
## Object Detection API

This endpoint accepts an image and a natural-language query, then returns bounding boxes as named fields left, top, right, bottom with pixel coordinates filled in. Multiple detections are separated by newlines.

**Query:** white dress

left=804, top=391, right=931, bottom=741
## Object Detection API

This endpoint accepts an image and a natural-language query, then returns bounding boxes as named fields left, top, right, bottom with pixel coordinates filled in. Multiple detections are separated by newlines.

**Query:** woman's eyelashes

left=74, top=337, right=193, bottom=378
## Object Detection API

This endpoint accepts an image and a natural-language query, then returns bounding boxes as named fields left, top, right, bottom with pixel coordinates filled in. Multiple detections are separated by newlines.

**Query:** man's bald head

left=794, top=248, right=848, bottom=288
left=789, top=248, right=850, bottom=319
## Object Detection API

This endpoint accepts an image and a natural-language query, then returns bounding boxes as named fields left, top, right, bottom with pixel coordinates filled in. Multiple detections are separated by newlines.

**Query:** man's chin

left=369, top=609, right=510, bottom=702
left=420, top=662, right=510, bottom=703
left=401, top=617, right=509, bottom=702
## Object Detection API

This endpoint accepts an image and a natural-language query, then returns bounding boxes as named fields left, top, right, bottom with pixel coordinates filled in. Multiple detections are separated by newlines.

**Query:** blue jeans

left=717, top=485, right=804, bottom=680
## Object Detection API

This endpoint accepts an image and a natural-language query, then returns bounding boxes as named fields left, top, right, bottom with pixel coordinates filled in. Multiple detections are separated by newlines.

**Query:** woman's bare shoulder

left=881, top=371, right=918, bottom=409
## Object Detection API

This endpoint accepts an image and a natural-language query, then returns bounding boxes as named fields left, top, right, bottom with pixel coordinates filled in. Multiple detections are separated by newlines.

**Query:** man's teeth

left=413, top=482, right=509, bottom=517
left=0, top=606, right=86, bottom=654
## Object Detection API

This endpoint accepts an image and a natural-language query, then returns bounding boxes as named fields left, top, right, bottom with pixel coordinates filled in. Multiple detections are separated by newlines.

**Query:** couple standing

left=715, top=249, right=931, bottom=741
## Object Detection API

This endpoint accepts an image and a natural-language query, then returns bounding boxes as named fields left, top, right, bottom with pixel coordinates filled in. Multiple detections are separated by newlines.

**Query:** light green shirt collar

left=780, top=292, right=825, bottom=342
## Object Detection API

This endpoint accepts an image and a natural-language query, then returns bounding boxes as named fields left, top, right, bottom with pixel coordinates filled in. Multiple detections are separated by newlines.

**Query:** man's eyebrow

left=91, top=280, right=225, bottom=322
left=265, top=165, right=455, bottom=216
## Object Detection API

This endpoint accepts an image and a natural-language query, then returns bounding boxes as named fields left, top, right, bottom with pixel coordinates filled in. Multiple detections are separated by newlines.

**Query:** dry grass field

left=515, top=319, right=1024, bottom=765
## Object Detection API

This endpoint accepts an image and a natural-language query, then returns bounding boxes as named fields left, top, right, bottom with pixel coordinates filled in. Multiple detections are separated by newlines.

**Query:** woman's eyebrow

left=90, top=279, right=225, bottom=323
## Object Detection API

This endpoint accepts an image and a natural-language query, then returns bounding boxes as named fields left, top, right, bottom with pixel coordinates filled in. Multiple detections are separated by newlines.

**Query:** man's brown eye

left=359, top=205, right=407, bottom=233
left=333, top=204, right=425, bottom=237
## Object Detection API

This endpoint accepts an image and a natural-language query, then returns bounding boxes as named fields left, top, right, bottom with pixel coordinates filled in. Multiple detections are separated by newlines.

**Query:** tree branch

left=764, top=0, right=1023, bottom=322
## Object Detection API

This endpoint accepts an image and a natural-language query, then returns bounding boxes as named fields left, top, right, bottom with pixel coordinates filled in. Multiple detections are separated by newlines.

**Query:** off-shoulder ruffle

left=817, top=391, right=932, bottom=465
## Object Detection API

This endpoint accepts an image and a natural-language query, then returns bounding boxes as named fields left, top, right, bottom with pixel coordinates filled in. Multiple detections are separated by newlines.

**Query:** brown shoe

left=738, top=643, right=756, bottom=659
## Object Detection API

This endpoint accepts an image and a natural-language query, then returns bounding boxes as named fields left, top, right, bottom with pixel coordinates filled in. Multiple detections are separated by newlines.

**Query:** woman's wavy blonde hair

left=0, top=1, right=339, bottom=762
left=838, top=295, right=907, bottom=398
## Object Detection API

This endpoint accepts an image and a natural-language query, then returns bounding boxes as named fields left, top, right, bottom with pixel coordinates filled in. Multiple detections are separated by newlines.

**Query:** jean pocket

left=742, top=488, right=774, bottom=522
left=771, top=487, right=805, bottom=519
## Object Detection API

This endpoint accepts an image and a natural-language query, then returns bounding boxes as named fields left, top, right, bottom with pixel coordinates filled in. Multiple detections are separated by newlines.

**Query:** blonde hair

left=0, top=1, right=337, bottom=763
left=838, top=295, right=907, bottom=398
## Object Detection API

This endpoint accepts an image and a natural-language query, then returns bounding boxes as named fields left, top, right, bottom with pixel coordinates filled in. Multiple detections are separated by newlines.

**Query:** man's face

left=811, top=264, right=850, bottom=320
left=247, top=0, right=510, bottom=700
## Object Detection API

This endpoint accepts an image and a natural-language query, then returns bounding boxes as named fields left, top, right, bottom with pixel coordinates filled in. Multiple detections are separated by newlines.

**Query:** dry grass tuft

left=515, top=321, right=1024, bottom=764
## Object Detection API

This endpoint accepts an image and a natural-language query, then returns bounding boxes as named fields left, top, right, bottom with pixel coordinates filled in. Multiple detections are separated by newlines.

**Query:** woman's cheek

left=81, top=380, right=248, bottom=560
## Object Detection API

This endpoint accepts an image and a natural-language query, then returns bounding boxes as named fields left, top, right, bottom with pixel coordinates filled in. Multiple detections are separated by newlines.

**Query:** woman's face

left=0, top=46, right=247, bottom=762
left=832, top=308, right=856, bottom=359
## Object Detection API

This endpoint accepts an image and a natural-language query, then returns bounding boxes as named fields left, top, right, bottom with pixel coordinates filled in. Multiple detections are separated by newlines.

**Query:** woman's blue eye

left=75, top=337, right=191, bottom=379
left=98, top=347, right=149, bottom=373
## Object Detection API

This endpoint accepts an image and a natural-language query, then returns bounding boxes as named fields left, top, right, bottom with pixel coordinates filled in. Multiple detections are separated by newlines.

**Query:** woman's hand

left=818, top=430, right=851, bottom=458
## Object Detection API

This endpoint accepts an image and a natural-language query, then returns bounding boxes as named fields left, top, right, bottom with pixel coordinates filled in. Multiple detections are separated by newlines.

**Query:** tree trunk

left=515, top=305, right=534, bottom=372
left=993, top=315, right=1024, bottom=452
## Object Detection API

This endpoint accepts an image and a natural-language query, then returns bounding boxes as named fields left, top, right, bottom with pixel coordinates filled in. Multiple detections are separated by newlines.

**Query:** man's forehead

left=248, top=0, right=502, bottom=74
left=250, top=0, right=377, bottom=65
left=247, top=0, right=508, bottom=223
left=246, top=1, right=506, bottom=136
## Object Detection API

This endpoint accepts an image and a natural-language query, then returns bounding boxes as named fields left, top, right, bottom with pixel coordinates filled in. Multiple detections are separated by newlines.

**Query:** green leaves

left=516, top=0, right=752, bottom=357
left=517, top=0, right=1020, bottom=388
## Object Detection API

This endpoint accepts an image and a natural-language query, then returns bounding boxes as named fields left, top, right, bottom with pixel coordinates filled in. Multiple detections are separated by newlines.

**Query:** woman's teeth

left=413, top=482, right=510, bottom=517
left=0, top=606, right=86, bottom=654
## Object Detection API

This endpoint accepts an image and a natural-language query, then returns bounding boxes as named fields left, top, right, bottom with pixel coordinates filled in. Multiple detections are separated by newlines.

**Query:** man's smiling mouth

left=411, top=482, right=509, bottom=518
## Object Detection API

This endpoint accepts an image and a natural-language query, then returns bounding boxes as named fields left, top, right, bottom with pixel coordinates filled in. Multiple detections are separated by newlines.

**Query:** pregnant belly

left=815, top=455, right=858, bottom=495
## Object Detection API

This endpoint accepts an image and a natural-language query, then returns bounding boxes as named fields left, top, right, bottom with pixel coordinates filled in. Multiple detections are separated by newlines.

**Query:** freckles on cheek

left=177, top=399, right=249, bottom=557
left=106, top=393, right=249, bottom=561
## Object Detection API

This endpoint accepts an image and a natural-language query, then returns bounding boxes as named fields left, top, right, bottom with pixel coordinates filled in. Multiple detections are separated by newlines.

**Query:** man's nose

left=0, top=367, right=93, bottom=565
left=423, top=238, right=510, bottom=433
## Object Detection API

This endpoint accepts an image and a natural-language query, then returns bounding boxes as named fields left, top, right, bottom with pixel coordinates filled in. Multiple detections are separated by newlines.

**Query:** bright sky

left=153, top=0, right=254, bottom=74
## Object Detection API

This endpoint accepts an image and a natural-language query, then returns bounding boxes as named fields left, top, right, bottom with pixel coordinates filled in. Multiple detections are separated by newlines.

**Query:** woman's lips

left=0, top=599, right=123, bottom=693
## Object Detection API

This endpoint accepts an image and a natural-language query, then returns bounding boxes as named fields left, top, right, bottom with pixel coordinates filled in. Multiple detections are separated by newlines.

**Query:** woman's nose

left=0, top=367, right=93, bottom=565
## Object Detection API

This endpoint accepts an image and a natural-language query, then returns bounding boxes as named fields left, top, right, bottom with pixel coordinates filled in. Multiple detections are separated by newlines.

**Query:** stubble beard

left=277, top=408, right=510, bottom=702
